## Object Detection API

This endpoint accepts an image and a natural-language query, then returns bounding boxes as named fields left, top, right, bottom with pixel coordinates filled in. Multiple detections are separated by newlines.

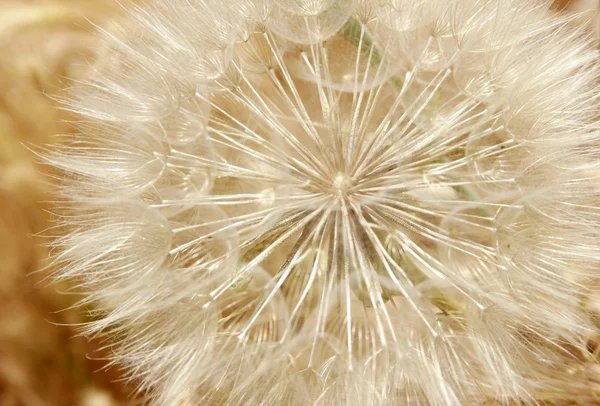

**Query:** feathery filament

left=45, top=0, right=600, bottom=404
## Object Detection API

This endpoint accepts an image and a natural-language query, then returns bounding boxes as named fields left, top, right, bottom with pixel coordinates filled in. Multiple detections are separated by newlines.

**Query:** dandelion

left=44, top=0, right=600, bottom=404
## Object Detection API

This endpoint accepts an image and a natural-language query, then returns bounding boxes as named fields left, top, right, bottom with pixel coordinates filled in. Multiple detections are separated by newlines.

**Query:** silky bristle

left=44, top=0, right=600, bottom=404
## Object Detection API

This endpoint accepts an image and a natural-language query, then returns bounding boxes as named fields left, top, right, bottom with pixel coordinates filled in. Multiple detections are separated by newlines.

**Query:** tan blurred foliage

left=0, top=0, right=597, bottom=405
left=0, top=1, right=139, bottom=405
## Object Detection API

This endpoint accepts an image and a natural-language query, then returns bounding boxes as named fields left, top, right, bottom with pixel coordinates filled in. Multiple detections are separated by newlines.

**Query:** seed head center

left=332, top=172, right=354, bottom=199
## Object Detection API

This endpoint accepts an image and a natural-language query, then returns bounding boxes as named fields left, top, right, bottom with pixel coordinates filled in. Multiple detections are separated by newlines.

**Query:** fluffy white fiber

left=44, top=0, right=600, bottom=404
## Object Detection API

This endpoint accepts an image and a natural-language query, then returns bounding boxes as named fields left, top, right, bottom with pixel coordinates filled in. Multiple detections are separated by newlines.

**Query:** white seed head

left=45, top=0, right=600, bottom=404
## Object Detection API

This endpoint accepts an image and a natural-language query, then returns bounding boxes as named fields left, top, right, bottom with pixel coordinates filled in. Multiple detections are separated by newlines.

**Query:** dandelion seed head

left=44, top=0, right=600, bottom=404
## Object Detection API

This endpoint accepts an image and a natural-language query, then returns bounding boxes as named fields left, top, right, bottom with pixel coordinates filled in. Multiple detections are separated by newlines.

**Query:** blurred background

left=0, top=1, right=140, bottom=405
left=0, top=0, right=597, bottom=405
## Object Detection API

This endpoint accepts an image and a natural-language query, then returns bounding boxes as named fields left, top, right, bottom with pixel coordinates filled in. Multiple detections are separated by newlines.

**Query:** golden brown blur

left=0, top=1, right=140, bottom=405
left=0, top=0, right=597, bottom=405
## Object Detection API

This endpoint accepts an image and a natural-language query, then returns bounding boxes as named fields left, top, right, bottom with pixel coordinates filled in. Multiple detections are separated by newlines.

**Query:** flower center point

left=333, top=173, right=354, bottom=198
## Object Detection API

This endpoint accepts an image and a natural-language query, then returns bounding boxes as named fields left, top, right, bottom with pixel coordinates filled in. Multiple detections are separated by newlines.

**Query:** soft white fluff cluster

left=45, top=0, right=600, bottom=404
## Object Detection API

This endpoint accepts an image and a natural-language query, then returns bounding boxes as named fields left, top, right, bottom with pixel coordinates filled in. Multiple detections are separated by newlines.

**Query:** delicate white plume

left=44, top=0, right=600, bottom=404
